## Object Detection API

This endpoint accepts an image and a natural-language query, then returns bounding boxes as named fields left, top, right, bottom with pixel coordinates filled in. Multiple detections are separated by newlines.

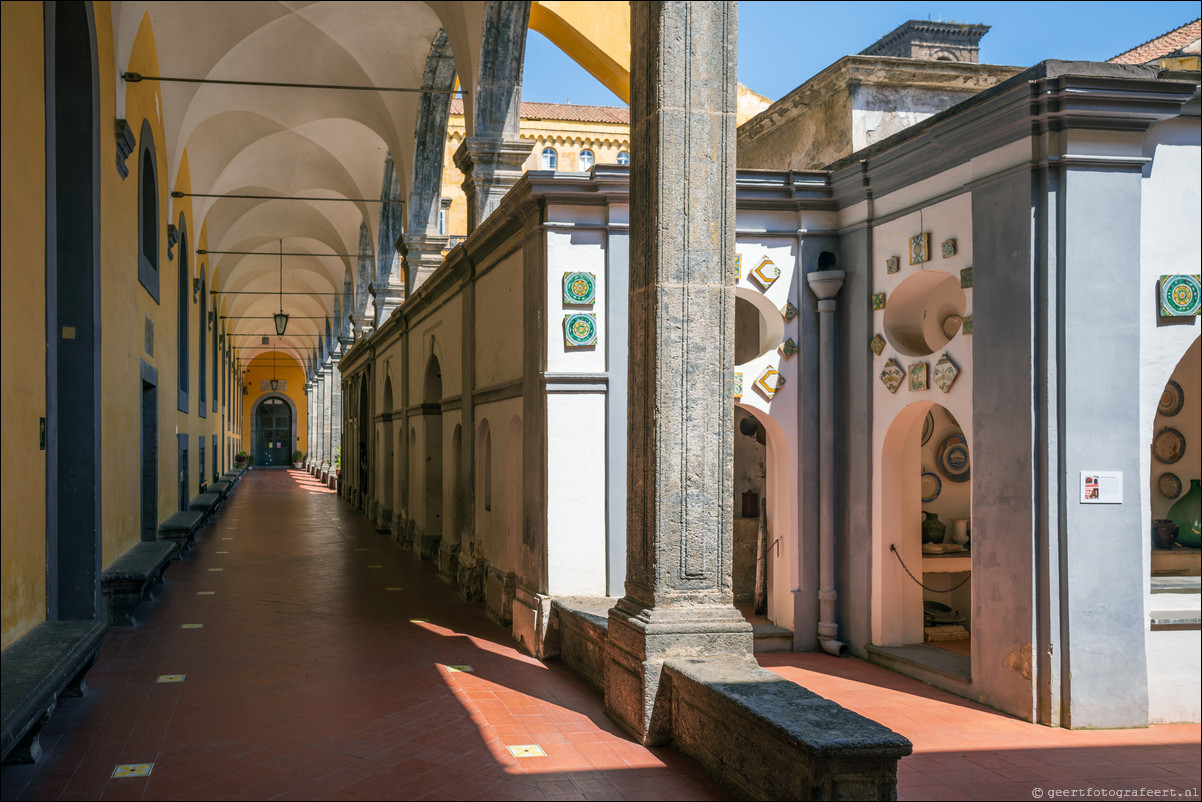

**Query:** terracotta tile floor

left=3, top=468, right=1198, bottom=801
left=760, top=654, right=1200, bottom=801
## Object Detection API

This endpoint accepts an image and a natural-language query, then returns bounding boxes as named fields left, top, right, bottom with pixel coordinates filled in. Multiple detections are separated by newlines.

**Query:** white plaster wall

left=1139, top=115, right=1202, bottom=724
left=546, top=393, right=607, bottom=596
left=546, top=228, right=607, bottom=374
left=869, top=193, right=974, bottom=646
left=474, top=253, right=523, bottom=389
left=734, top=236, right=801, bottom=632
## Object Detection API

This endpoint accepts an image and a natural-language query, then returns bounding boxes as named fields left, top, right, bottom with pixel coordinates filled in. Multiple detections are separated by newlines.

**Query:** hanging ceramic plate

left=937, top=433, right=971, bottom=483
left=921, top=410, right=934, bottom=446
left=921, top=471, right=941, bottom=503
left=1158, top=472, right=1182, bottom=499
left=1159, top=380, right=1184, bottom=417
left=1153, top=428, right=1186, bottom=464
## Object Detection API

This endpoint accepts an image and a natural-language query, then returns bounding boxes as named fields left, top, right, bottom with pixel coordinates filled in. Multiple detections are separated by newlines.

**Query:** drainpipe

left=807, top=266, right=848, bottom=657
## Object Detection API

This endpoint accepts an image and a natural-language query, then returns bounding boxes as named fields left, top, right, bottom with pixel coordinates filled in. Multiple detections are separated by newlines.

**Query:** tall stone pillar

left=315, top=373, right=327, bottom=465
left=329, top=343, right=344, bottom=484
left=321, top=360, right=334, bottom=468
left=605, top=1, right=751, bottom=746
left=306, top=377, right=316, bottom=466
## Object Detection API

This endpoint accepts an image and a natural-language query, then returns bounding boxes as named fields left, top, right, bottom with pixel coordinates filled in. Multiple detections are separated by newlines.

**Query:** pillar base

left=453, top=136, right=533, bottom=233
left=605, top=597, right=753, bottom=745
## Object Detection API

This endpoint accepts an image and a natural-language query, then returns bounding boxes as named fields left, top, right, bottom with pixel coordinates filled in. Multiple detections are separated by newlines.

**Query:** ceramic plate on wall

left=938, top=433, right=971, bottom=483
left=1159, top=380, right=1184, bottom=417
left=921, top=471, right=941, bottom=503
left=1159, top=472, right=1182, bottom=499
left=1153, top=428, right=1186, bottom=464
left=921, top=410, right=934, bottom=446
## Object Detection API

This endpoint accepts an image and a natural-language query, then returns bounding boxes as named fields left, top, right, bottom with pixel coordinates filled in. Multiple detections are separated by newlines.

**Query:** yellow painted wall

left=240, top=351, right=309, bottom=462
left=442, top=113, right=630, bottom=238
left=1, top=1, right=47, bottom=649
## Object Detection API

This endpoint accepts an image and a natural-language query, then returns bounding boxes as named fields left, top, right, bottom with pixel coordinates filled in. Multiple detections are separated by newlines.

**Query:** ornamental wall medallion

left=733, top=253, right=743, bottom=282
left=563, top=313, right=598, bottom=347
left=733, top=371, right=743, bottom=398
left=779, top=338, right=798, bottom=358
left=1160, top=274, right=1201, bottom=317
left=562, top=271, right=597, bottom=305
left=910, top=232, right=930, bottom=265
left=755, top=365, right=786, bottom=400
left=870, top=333, right=887, bottom=356
left=886, top=256, right=901, bottom=274
left=960, top=267, right=973, bottom=289
left=781, top=301, right=799, bottom=322
left=880, top=358, right=904, bottom=394
left=941, top=238, right=957, bottom=259
left=933, top=353, right=959, bottom=393
left=908, top=361, right=929, bottom=392
left=750, top=257, right=781, bottom=290
left=961, top=315, right=973, bottom=335
left=871, top=292, right=886, bottom=311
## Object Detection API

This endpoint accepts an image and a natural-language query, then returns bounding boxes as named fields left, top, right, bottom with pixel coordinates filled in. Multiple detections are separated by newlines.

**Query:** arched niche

left=250, top=392, right=298, bottom=468
left=734, top=287, right=785, bottom=366
left=879, top=401, right=972, bottom=651
left=1150, top=336, right=1201, bottom=561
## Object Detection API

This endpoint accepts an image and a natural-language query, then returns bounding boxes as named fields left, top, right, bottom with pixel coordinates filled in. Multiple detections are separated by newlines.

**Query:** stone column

left=307, top=377, right=316, bottom=469
left=401, top=233, right=448, bottom=296
left=315, top=373, right=327, bottom=467
left=605, top=1, right=751, bottom=746
left=329, top=345, right=343, bottom=489
left=322, top=360, right=334, bottom=470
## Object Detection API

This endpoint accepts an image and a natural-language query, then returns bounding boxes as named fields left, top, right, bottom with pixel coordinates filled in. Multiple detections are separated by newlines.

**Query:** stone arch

left=137, top=118, right=160, bottom=302
left=528, top=1, right=630, bottom=103
left=1149, top=336, right=1201, bottom=547
left=422, top=355, right=444, bottom=553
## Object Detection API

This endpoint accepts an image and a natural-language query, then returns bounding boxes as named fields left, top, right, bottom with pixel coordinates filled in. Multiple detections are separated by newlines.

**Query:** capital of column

left=452, top=136, right=534, bottom=233
left=806, top=269, right=846, bottom=303
left=400, top=232, right=449, bottom=296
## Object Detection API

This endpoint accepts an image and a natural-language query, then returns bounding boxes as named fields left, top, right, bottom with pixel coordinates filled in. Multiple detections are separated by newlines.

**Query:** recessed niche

left=883, top=270, right=966, bottom=357
left=735, top=289, right=785, bottom=365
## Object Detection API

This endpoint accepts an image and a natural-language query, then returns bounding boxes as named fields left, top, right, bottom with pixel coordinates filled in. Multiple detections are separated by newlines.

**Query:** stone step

left=866, top=643, right=972, bottom=698
left=752, top=623, right=793, bottom=653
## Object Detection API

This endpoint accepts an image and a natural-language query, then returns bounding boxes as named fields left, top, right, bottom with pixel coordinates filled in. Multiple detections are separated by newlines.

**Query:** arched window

left=617, top=150, right=630, bottom=165
left=579, top=149, right=594, bottom=170
left=177, top=216, right=189, bottom=412
left=137, top=120, right=159, bottom=302
left=541, top=147, right=557, bottom=170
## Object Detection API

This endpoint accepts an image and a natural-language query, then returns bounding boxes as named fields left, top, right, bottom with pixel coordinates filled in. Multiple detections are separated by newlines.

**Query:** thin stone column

left=307, top=378, right=316, bottom=467
left=605, top=1, right=750, bottom=746
left=329, top=345, right=343, bottom=486
left=321, top=361, right=334, bottom=470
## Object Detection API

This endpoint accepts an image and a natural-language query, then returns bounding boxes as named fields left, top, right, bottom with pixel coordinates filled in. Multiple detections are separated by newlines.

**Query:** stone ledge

left=664, top=656, right=912, bottom=800
left=101, top=541, right=178, bottom=627
left=1, top=619, right=106, bottom=764
left=551, top=597, right=613, bottom=691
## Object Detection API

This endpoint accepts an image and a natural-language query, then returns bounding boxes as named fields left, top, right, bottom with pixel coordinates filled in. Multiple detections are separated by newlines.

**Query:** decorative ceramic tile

left=779, top=338, right=798, bottom=358
left=908, top=361, right=929, bottom=392
left=563, top=313, right=598, bottom=347
left=507, top=745, right=547, bottom=758
left=562, top=271, right=597, bottom=305
left=910, top=232, right=930, bottom=265
left=1160, top=274, right=1201, bottom=316
left=886, top=256, right=900, bottom=274
left=941, top=238, right=957, bottom=258
left=754, top=365, right=786, bottom=400
left=733, top=253, right=743, bottom=281
left=933, top=353, right=959, bottom=393
left=445, top=664, right=474, bottom=673
left=870, top=333, right=886, bottom=356
left=780, top=301, right=799, bottom=322
left=196, top=591, right=215, bottom=595
left=871, top=292, right=886, bottom=311
left=156, top=674, right=185, bottom=683
left=180, top=624, right=203, bottom=630
left=112, top=764, right=154, bottom=778
left=733, top=371, right=743, bottom=397
left=879, top=358, right=905, bottom=394
left=962, top=315, right=973, bottom=335
left=960, top=267, right=973, bottom=288
left=750, top=257, right=781, bottom=290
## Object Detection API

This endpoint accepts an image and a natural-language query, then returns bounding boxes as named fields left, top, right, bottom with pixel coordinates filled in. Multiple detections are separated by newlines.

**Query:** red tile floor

left=2, top=468, right=1198, bottom=801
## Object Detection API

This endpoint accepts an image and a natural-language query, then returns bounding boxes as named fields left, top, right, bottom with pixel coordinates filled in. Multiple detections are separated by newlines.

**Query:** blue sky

left=521, top=1, right=1200, bottom=105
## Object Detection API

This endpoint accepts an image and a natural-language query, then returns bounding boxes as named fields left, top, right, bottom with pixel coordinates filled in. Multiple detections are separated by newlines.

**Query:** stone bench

left=1, top=619, right=106, bottom=764
left=189, top=492, right=221, bottom=520
left=209, top=479, right=232, bottom=499
left=663, top=656, right=912, bottom=800
left=100, top=541, right=178, bottom=627
left=158, top=510, right=206, bottom=555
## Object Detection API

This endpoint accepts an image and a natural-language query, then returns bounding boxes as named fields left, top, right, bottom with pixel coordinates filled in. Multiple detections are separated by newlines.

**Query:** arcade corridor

left=2, top=469, right=1198, bottom=801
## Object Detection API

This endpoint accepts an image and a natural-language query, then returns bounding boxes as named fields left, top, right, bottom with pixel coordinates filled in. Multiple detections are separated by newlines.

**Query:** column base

left=511, top=585, right=554, bottom=659
left=605, top=597, right=754, bottom=745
